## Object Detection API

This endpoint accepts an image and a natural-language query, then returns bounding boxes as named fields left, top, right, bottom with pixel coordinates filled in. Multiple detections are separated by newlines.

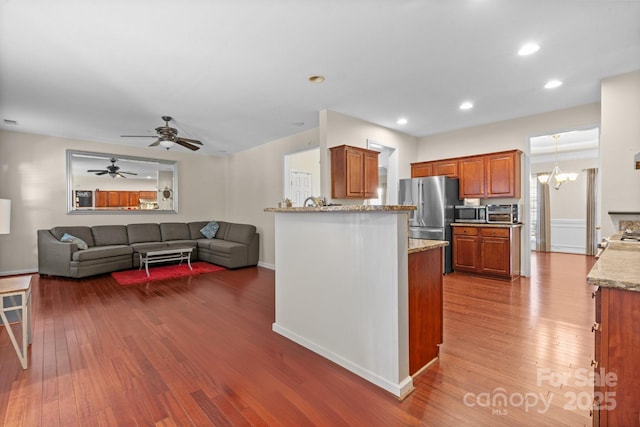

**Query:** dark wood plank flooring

left=1, top=252, right=597, bottom=426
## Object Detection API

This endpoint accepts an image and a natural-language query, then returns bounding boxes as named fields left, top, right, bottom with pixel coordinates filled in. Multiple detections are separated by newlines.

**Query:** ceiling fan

left=87, top=158, right=138, bottom=179
left=121, top=116, right=204, bottom=151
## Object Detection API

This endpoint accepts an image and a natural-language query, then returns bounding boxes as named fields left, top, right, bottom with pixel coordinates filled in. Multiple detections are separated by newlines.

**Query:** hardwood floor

left=0, top=252, right=597, bottom=426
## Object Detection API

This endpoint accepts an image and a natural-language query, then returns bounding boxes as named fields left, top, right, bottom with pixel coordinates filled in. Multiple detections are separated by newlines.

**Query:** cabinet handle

left=592, top=291, right=597, bottom=299
left=591, top=359, right=599, bottom=369
left=591, top=322, right=601, bottom=332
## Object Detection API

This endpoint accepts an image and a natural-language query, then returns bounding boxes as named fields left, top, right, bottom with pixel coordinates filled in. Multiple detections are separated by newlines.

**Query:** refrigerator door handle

left=417, top=181, right=425, bottom=226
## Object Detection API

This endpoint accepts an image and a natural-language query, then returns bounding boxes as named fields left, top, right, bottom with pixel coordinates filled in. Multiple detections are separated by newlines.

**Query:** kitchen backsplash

left=619, top=220, right=640, bottom=231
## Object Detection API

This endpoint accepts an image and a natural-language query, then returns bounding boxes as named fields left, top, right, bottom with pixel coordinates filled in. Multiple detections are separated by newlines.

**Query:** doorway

left=528, top=127, right=600, bottom=255
left=283, top=148, right=320, bottom=207
left=367, top=140, right=398, bottom=205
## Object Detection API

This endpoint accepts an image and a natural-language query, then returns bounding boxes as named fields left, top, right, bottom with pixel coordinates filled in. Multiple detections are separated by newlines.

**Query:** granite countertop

left=408, top=239, right=448, bottom=254
left=587, top=232, right=640, bottom=292
left=451, top=222, right=523, bottom=228
left=264, top=205, right=417, bottom=213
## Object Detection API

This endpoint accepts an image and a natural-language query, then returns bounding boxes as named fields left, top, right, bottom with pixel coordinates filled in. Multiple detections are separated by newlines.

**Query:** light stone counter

left=451, top=222, right=523, bottom=228
left=264, top=205, right=417, bottom=213
left=587, top=232, right=640, bottom=292
left=408, top=239, right=448, bottom=254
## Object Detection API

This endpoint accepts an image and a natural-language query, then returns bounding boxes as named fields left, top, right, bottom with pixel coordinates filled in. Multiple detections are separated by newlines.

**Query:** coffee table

left=0, top=275, right=32, bottom=369
left=138, top=247, right=193, bottom=277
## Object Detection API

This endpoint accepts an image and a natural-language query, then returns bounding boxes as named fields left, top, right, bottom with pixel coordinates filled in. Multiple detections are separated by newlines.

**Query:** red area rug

left=111, top=262, right=226, bottom=286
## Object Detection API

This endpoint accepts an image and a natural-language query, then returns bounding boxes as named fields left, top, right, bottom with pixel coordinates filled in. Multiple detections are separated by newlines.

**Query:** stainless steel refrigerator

left=399, top=176, right=461, bottom=273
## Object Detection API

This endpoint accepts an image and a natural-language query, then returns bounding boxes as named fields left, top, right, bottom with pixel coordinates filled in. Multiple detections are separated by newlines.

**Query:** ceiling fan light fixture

left=159, top=138, right=175, bottom=149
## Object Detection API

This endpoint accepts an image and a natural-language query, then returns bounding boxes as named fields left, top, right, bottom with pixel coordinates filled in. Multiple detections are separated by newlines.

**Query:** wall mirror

left=66, top=150, right=178, bottom=214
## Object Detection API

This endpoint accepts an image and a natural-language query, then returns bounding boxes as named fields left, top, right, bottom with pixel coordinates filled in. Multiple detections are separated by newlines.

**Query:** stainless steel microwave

left=454, top=205, right=487, bottom=223
left=486, top=204, right=520, bottom=224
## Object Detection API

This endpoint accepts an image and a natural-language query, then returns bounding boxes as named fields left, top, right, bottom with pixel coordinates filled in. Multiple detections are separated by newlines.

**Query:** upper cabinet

left=330, top=145, right=379, bottom=199
left=412, top=149, right=521, bottom=199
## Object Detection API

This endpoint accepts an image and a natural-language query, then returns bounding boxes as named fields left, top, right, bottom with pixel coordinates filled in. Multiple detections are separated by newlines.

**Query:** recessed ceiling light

left=544, top=79, right=563, bottom=89
left=308, top=75, right=325, bottom=83
left=459, top=101, right=473, bottom=110
left=397, top=118, right=408, bottom=125
left=518, top=43, right=540, bottom=56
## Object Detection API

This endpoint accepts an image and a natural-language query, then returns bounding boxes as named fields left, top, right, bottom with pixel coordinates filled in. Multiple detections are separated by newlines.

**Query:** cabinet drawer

left=453, top=227, right=478, bottom=236
left=480, top=228, right=510, bottom=238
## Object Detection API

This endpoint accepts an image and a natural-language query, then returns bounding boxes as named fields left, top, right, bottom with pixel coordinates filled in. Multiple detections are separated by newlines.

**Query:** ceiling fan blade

left=117, top=173, right=128, bottom=178
left=120, top=171, right=137, bottom=175
left=176, top=137, right=203, bottom=145
left=87, top=169, right=107, bottom=172
left=121, top=135, right=157, bottom=138
left=95, top=171, right=108, bottom=175
left=175, top=140, right=201, bottom=151
left=149, top=139, right=161, bottom=147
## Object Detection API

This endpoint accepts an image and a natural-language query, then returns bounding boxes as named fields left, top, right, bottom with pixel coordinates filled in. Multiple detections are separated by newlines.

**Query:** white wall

left=225, top=128, right=319, bottom=269
left=600, top=70, right=640, bottom=236
left=0, top=130, right=226, bottom=274
left=319, top=110, right=419, bottom=203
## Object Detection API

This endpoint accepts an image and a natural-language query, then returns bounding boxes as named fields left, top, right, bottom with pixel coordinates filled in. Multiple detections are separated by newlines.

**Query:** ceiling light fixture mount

left=545, top=79, right=563, bottom=89
left=459, top=101, right=473, bottom=111
left=308, top=75, right=325, bottom=83
left=397, top=118, right=408, bottom=125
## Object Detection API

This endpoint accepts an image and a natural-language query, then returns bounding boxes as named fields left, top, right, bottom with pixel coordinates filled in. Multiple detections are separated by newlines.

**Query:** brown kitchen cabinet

left=412, top=150, right=521, bottom=199
left=129, top=191, right=140, bottom=207
left=459, top=150, right=521, bottom=199
left=95, top=190, right=108, bottom=207
left=330, top=145, right=379, bottom=199
left=139, top=191, right=157, bottom=200
left=411, top=159, right=458, bottom=178
left=592, top=286, right=640, bottom=426
left=409, top=246, right=443, bottom=375
left=452, top=225, right=521, bottom=280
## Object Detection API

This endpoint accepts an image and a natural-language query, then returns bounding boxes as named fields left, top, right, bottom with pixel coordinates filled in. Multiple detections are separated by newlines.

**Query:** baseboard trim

left=257, top=261, right=275, bottom=270
left=0, top=268, right=37, bottom=277
left=272, top=322, right=414, bottom=399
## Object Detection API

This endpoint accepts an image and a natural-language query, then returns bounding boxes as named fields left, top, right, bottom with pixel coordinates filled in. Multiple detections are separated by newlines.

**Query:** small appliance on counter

left=454, top=205, right=487, bottom=223
left=486, top=204, right=520, bottom=224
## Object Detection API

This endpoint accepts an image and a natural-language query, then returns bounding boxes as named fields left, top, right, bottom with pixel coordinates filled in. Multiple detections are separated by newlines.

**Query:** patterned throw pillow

left=200, top=221, right=219, bottom=239
left=60, top=233, right=88, bottom=250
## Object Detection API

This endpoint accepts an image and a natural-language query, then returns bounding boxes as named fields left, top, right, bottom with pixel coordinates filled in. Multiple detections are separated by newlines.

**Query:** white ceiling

left=1, top=1, right=639, bottom=156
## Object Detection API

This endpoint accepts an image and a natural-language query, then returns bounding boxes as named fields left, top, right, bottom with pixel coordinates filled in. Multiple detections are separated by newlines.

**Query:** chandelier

left=537, top=134, right=578, bottom=190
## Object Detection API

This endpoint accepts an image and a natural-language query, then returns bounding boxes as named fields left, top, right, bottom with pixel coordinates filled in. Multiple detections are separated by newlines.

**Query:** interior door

left=290, top=171, right=312, bottom=207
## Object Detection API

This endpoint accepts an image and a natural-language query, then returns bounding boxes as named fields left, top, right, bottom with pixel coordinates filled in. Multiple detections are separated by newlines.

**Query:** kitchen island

left=587, top=228, right=640, bottom=426
left=264, top=205, right=447, bottom=398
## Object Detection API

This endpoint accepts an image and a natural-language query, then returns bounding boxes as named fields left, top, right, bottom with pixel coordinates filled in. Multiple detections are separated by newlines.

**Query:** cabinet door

left=95, top=191, right=108, bottom=207
left=139, top=191, right=157, bottom=200
left=119, top=191, right=129, bottom=207
left=345, top=148, right=364, bottom=198
left=433, top=160, right=458, bottom=177
left=478, top=236, right=511, bottom=276
left=486, top=151, right=520, bottom=198
left=363, top=151, right=379, bottom=198
left=459, top=157, right=485, bottom=199
left=107, top=191, right=120, bottom=207
left=129, top=192, right=140, bottom=207
left=412, top=162, right=433, bottom=178
left=453, top=235, right=479, bottom=272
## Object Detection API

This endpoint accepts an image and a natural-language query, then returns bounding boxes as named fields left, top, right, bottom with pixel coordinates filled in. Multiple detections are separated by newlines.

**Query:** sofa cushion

left=216, top=221, right=231, bottom=240
left=225, top=223, right=257, bottom=245
left=197, top=238, right=246, bottom=255
left=61, top=233, right=88, bottom=250
left=200, top=221, right=219, bottom=239
left=188, top=221, right=210, bottom=239
left=127, top=223, right=161, bottom=244
left=51, top=226, right=95, bottom=247
left=71, top=245, right=132, bottom=261
left=92, top=225, right=129, bottom=246
left=160, top=223, right=191, bottom=241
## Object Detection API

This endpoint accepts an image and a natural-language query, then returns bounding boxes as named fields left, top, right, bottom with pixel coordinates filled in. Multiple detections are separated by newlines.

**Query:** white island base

left=268, top=206, right=415, bottom=399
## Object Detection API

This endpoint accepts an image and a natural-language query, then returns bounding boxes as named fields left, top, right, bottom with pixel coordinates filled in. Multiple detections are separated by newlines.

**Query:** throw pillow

left=200, top=221, right=219, bottom=239
left=60, top=233, right=88, bottom=250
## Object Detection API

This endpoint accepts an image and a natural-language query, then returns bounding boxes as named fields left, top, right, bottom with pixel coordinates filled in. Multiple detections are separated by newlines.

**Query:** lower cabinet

left=592, top=286, right=640, bottom=426
left=452, top=225, right=521, bottom=279
left=408, top=247, right=443, bottom=375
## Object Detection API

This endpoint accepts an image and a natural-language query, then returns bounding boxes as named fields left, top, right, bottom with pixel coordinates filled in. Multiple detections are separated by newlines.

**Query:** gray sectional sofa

left=37, top=221, right=259, bottom=278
